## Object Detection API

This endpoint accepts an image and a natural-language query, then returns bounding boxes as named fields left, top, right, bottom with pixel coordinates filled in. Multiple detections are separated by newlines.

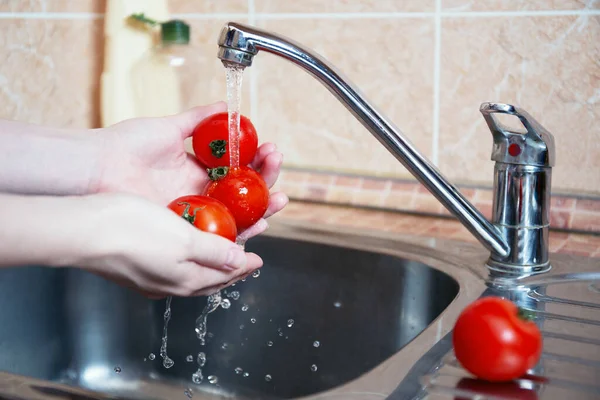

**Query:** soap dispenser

left=129, top=14, right=200, bottom=118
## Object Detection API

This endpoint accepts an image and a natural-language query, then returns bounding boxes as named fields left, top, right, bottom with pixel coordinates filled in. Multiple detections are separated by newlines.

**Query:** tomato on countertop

left=204, top=166, right=269, bottom=231
left=452, top=296, right=543, bottom=382
left=192, top=112, right=258, bottom=168
left=167, top=195, right=237, bottom=242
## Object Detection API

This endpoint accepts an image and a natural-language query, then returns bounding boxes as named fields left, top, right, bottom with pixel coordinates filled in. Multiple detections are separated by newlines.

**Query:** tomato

left=167, top=195, right=237, bottom=242
left=454, top=378, right=539, bottom=400
left=452, top=296, right=542, bottom=382
left=204, top=166, right=269, bottom=231
left=192, top=112, right=258, bottom=168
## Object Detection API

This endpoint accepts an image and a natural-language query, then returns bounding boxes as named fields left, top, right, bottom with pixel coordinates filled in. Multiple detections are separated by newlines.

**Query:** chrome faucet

left=217, top=22, right=556, bottom=278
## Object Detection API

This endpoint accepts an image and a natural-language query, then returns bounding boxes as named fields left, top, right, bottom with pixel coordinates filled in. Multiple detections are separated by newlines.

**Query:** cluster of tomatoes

left=167, top=112, right=269, bottom=242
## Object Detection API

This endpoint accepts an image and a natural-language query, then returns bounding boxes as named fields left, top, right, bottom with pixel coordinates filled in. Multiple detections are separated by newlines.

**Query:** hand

left=96, top=102, right=288, bottom=239
left=77, top=193, right=262, bottom=298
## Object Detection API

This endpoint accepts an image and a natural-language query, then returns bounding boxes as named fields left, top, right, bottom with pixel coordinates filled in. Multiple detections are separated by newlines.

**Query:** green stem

left=209, top=139, right=227, bottom=159
left=207, top=166, right=229, bottom=181
left=517, top=307, right=535, bottom=322
left=129, top=13, right=160, bottom=27
left=177, top=202, right=205, bottom=224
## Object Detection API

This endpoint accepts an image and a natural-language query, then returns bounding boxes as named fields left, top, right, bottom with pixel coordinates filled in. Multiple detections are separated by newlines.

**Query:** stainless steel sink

left=0, top=235, right=459, bottom=400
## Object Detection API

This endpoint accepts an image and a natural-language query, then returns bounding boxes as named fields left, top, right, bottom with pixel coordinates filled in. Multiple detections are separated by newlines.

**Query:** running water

left=192, top=291, right=222, bottom=383
left=225, top=65, right=245, bottom=169
left=159, top=296, right=175, bottom=369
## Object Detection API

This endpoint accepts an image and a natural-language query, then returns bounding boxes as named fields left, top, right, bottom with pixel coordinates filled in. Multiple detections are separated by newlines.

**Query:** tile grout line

left=432, top=0, right=442, bottom=166
left=247, top=0, right=259, bottom=125
left=3, top=10, right=600, bottom=20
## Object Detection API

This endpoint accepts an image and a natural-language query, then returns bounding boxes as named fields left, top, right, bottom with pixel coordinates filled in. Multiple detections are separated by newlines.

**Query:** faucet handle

left=480, top=102, right=555, bottom=167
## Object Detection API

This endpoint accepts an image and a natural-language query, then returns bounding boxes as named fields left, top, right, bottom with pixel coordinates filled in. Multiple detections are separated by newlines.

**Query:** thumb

left=170, top=101, right=227, bottom=138
left=187, top=229, right=249, bottom=270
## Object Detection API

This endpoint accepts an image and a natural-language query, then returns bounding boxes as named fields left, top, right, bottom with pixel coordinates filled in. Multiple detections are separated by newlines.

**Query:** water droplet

left=267, top=341, right=273, bottom=347
left=184, top=388, right=193, bottom=398
left=235, top=367, right=243, bottom=375
left=163, top=358, right=174, bottom=369
left=333, top=301, right=342, bottom=308
left=252, top=270, right=261, bottom=278
left=197, top=352, right=206, bottom=367
left=241, top=304, right=249, bottom=311
left=192, top=372, right=203, bottom=384
left=287, top=319, right=294, bottom=327
left=207, top=332, right=214, bottom=338
left=311, top=364, right=318, bottom=372
left=114, top=366, right=121, bottom=373
left=250, top=318, right=257, bottom=323
left=221, top=299, right=231, bottom=309
left=279, top=331, right=284, bottom=337
left=148, top=353, right=155, bottom=360
left=241, top=278, right=246, bottom=282
left=208, top=375, right=218, bottom=384
left=243, top=372, right=249, bottom=377
left=269, top=318, right=272, bottom=322
left=228, top=291, right=240, bottom=300
left=221, top=342, right=228, bottom=350
left=239, top=324, right=245, bottom=330
left=265, top=374, right=272, bottom=382
left=143, top=358, right=147, bottom=362
left=313, top=341, right=320, bottom=348
left=186, top=355, right=193, bottom=362
left=285, top=336, right=289, bottom=339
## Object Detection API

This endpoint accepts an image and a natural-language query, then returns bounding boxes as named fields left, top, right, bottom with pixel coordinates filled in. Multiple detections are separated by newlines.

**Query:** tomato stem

left=517, top=307, right=535, bottom=321
left=207, top=166, right=229, bottom=181
left=209, top=140, right=227, bottom=159
left=129, top=13, right=159, bottom=27
left=177, top=202, right=205, bottom=224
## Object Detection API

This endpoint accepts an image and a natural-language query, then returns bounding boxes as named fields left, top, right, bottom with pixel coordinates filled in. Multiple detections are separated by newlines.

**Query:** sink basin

left=0, top=235, right=459, bottom=399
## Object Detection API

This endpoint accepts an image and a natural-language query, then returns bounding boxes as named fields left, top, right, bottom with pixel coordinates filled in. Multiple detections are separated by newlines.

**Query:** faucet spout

left=218, top=22, right=511, bottom=260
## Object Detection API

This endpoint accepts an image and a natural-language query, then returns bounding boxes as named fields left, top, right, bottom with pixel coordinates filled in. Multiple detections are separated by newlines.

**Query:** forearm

left=0, top=193, right=92, bottom=268
left=0, top=120, right=104, bottom=196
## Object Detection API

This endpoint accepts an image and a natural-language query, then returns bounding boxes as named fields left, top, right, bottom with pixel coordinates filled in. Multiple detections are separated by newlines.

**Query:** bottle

left=130, top=15, right=198, bottom=118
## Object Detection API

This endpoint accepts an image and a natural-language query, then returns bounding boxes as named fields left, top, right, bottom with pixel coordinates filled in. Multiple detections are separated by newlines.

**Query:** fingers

left=170, top=102, right=227, bottom=137
left=187, top=229, right=249, bottom=270
left=251, top=143, right=283, bottom=188
left=265, top=192, right=289, bottom=219
left=237, top=219, right=269, bottom=242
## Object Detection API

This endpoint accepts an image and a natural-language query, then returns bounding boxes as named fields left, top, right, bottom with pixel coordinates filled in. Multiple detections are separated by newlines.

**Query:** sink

left=0, top=235, right=459, bottom=399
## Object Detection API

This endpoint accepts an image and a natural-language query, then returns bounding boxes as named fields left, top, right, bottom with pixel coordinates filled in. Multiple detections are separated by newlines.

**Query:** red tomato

left=453, top=296, right=542, bottom=382
left=191, top=112, right=258, bottom=168
left=204, top=166, right=269, bottom=231
left=167, top=195, right=237, bottom=242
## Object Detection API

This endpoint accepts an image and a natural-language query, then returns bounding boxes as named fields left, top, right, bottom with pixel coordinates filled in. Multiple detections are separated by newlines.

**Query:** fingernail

left=225, top=247, right=246, bottom=269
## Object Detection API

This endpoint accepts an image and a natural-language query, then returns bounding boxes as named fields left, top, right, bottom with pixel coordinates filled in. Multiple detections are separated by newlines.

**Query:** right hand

left=77, top=193, right=262, bottom=298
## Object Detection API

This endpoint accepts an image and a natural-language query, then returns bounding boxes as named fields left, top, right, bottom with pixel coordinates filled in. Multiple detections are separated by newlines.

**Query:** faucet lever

left=480, top=102, right=555, bottom=168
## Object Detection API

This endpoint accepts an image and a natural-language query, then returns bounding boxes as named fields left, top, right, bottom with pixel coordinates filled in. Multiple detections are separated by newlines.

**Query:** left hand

left=95, top=102, right=288, bottom=239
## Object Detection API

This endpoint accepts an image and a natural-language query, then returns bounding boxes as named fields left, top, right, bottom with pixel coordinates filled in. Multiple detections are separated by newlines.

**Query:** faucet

left=217, top=22, right=556, bottom=278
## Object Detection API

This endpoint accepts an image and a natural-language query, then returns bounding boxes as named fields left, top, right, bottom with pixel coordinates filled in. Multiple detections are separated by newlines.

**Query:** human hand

left=96, top=102, right=288, bottom=239
left=77, top=193, right=262, bottom=298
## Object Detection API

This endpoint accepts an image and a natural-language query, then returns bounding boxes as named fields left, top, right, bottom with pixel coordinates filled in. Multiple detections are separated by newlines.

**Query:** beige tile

left=442, top=0, right=599, bottom=11
left=255, top=18, right=435, bottom=179
left=183, top=18, right=251, bottom=116
left=169, top=0, right=247, bottom=14
left=438, top=16, right=600, bottom=194
left=0, top=18, right=102, bottom=128
left=255, top=0, right=435, bottom=13
left=0, top=0, right=106, bottom=12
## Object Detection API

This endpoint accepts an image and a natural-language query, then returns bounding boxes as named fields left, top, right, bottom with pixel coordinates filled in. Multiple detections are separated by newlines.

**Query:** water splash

left=221, top=298, right=231, bottom=309
left=228, top=291, right=240, bottom=300
left=160, top=296, right=174, bottom=369
left=193, top=292, right=222, bottom=383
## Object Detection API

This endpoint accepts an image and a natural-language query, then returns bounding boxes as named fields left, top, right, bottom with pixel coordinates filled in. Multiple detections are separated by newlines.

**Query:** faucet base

left=486, top=259, right=552, bottom=279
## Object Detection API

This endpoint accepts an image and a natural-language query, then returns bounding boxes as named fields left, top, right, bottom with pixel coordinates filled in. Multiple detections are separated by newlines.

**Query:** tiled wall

left=0, top=0, right=599, bottom=231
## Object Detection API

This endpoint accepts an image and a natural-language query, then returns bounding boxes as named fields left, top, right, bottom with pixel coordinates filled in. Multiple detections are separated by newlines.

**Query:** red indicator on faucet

left=508, top=143, right=521, bottom=157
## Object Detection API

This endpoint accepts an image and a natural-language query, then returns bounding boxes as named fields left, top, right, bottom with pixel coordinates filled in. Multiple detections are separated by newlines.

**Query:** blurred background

left=0, top=0, right=598, bottom=233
